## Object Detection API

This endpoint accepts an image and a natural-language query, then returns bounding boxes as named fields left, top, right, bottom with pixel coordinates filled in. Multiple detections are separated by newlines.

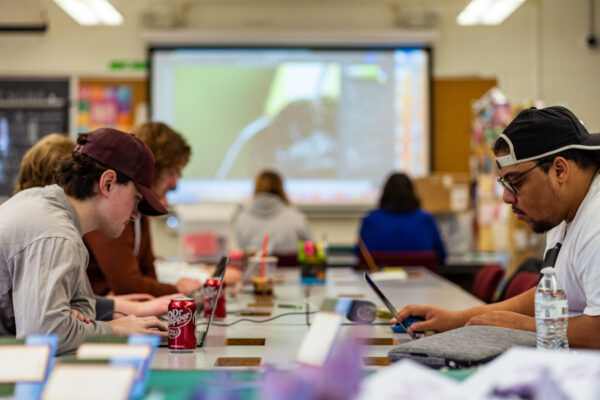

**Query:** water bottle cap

left=541, top=266, right=555, bottom=275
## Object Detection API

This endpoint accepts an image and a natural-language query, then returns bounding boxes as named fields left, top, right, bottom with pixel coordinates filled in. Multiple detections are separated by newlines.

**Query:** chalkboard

left=0, top=79, right=69, bottom=196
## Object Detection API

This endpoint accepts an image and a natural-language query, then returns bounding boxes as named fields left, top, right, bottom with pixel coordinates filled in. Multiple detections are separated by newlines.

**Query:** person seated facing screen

left=14, top=133, right=183, bottom=321
left=0, top=128, right=168, bottom=354
left=84, top=122, right=202, bottom=297
left=397, top=106, right=600, bottom=349
left=236, top=170, right=312, bottom=254
left=357, top=172, right=447, bottom=264
left=84, top=122, right=240, bottom=298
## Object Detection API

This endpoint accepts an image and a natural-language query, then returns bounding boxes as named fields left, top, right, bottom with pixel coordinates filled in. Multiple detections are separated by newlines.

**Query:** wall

left=1, top=0, right=599, bottom=249
left=1, top=1, right=597, bottom=129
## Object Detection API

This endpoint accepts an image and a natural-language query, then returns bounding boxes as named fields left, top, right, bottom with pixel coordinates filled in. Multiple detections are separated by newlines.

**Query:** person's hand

left=112, top=293, right=155, bottom=302
left=113, top=293, right=186, bottom=317
left=107, top=315, right=167, bottom=337
left=175, top=278, right=203, bottom=295
left=394, top=305, right=468, bottom=335
left=224, top=267, right=243, bottom=285
left=70, top=309, right=90, bottom=324
left=205, top=264, right=243, bottom=285
left=466, top=311, right=536, bottom=331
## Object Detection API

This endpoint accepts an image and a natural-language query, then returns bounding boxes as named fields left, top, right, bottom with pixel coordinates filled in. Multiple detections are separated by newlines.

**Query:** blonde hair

left=254, top=170, right=289, bottom=203
left=14, top=134, right=75, bottom=194
left=133, top=122, right=191, bottom=181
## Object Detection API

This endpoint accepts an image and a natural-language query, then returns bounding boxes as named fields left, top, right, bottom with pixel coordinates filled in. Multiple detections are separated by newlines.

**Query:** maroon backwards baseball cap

left=74, top=127, right=168, bottom=216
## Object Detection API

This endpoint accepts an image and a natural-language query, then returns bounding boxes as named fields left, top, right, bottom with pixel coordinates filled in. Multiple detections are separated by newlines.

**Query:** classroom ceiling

left=0, top=0, right=476, bottom=31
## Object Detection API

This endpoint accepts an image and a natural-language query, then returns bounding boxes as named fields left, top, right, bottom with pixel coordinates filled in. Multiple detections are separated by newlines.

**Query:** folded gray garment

left=388, top=325, right=537, bottom=369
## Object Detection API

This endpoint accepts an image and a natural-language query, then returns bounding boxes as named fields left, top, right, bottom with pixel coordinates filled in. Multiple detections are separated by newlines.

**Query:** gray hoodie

left=236, top=193, right=312, bottom=253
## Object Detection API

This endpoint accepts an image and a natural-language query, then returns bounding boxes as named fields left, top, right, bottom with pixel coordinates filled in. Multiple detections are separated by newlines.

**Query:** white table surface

left=152, top=267, right=483, bottom=371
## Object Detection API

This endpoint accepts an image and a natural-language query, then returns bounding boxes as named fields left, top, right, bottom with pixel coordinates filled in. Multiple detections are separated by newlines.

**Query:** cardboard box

left=414, top=173, right=471, bottom=213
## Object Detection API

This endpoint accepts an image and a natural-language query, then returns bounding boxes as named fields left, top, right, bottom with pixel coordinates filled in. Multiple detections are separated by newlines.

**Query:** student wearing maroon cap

left=397, top=106, right=600, bottom=349
left=13, top=133, right=184, bottom=322
left=0, top=128, right=168, bottom=354
left=83, top=122, right=242, bottom=298
left=84, top=122, right=205, bottom=297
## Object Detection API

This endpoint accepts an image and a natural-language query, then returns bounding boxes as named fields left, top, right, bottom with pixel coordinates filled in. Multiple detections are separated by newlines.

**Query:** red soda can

left=203, top=279, right=227, bottom=319
left=168, top=297, right=196, bottom=352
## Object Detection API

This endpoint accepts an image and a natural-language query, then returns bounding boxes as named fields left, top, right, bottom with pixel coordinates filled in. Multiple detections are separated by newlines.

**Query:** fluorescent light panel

left=457, top=0, right=526, bottom=26
left=53, top=0, right=123, bottom=26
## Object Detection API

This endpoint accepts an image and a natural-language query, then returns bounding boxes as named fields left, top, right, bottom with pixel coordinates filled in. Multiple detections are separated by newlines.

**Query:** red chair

left=471, top=264, right=505, bottom=303
left=503, top=272, right=540, bottom=300
left=356, top=251, right=439, bottom=274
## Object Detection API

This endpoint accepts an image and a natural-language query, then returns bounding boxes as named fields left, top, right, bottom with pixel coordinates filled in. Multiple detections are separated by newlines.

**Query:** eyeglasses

left=497, top=158, right=551, bottom=196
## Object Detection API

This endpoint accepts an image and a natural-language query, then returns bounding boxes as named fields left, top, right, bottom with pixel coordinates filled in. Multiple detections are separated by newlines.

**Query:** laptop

left=364, top=272, right=420, bottom=339
left=160, top=256, right=229, bottom=348
left=197, top=256, right=229, bottom=348
left=189, top=257, right=228, bottom=305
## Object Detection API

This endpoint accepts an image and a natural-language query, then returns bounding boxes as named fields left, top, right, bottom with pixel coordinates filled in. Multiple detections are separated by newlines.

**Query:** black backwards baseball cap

left=496, top=106, right=600, bottom=168
left=74, top=127, right=168, bottom=216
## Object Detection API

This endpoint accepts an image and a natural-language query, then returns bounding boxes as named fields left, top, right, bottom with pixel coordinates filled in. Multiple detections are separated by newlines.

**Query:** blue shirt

left=358, top=209, right=447, bottom=263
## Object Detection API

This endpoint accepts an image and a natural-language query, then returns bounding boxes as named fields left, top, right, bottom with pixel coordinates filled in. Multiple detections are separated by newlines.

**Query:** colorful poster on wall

left=78, top=83, right=133, bottom=133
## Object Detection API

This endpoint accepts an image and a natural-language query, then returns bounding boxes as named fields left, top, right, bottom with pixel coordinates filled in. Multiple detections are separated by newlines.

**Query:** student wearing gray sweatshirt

left=0, top=128, right=168, bottom=354
left=236, top=170, right=312, bottom=254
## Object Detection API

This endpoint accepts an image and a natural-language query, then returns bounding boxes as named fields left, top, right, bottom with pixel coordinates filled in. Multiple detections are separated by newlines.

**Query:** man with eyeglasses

left=396, top=106, right=600, bottom=348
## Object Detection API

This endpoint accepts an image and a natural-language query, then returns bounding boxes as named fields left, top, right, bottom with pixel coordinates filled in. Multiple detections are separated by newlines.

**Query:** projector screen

left=150, top=46, right=431, bottom=205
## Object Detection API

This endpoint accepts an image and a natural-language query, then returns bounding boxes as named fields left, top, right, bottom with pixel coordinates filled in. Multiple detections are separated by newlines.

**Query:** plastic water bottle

left=535, top=267, right=568, bottom=349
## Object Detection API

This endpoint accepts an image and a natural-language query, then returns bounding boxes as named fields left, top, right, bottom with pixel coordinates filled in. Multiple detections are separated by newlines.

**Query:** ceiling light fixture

left=53, top=0, right=123, bottom=26
left=457, top=0, right=526, bottom=26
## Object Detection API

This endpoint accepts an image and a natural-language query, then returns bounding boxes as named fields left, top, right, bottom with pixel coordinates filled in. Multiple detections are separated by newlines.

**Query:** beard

left=514, top=203, right=561, bottom=234
left=530, top=219, right=559, bottom=234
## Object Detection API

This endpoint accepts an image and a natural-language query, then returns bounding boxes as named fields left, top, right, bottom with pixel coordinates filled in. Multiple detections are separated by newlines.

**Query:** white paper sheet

left=460, top=347, right=600, bottom=400
left=357, top=359, right=462, bottom=400
left=76, top=343, right=152, bottom=360
left=0, top=345, right=50, bottom=383
left=297, top=311, right=343, bottom=367
left=42, top=365, right=136, bottom=400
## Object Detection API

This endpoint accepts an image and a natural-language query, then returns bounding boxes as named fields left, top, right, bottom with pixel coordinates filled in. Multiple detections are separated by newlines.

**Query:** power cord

left=198, top=311, right=319, bottom=327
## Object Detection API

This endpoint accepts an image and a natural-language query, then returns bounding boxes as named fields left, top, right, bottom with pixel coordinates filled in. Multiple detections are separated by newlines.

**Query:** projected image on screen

left=151, top=47, right=429, bottom=205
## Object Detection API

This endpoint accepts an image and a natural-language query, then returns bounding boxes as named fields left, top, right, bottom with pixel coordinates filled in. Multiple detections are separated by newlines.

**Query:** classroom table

left=151, top=267, right=483, bottom=371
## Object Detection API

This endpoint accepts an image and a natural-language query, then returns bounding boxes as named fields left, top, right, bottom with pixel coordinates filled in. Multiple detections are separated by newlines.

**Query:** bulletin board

left=77, top=78, right=147, bottom=134
left=0, top=78, right=70, bottom=196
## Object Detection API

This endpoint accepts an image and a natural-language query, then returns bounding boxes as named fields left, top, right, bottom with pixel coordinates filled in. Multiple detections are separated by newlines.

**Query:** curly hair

left=14, top=134, right=76, bottom=194
left=133, top=122, right=191, bottom=180
left=56, top=133, right=130, bottom=200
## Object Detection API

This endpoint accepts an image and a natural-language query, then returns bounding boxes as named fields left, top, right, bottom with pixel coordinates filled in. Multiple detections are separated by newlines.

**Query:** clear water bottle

left=535, top=267, right=569, bottom=349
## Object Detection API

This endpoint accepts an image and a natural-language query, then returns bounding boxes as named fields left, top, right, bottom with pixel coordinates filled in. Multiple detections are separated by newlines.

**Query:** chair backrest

left=356, top=251, right=439, bottom=274
left=471, top=264, right=505, bottom=303
left=498, top=257, right=542, bottom=300
left=273, top=252, right=298, bottom=267
left=503, top=271, right=540, bottom=300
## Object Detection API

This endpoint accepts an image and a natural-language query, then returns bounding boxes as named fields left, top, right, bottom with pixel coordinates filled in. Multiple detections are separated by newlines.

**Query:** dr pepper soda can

left=168, top=297, right=196, bottom=352
left=203, top=279, right=227, bottom=319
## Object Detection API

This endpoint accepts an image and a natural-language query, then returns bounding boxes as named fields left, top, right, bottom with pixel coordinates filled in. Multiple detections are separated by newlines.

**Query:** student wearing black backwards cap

left=397, top=106, right=600, bottom=348
left=0, top=128, right=168, bottom=354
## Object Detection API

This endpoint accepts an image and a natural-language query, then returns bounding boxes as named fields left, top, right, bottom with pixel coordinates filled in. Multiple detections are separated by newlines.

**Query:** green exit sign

left=109, top=60, right=148, bottom=70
